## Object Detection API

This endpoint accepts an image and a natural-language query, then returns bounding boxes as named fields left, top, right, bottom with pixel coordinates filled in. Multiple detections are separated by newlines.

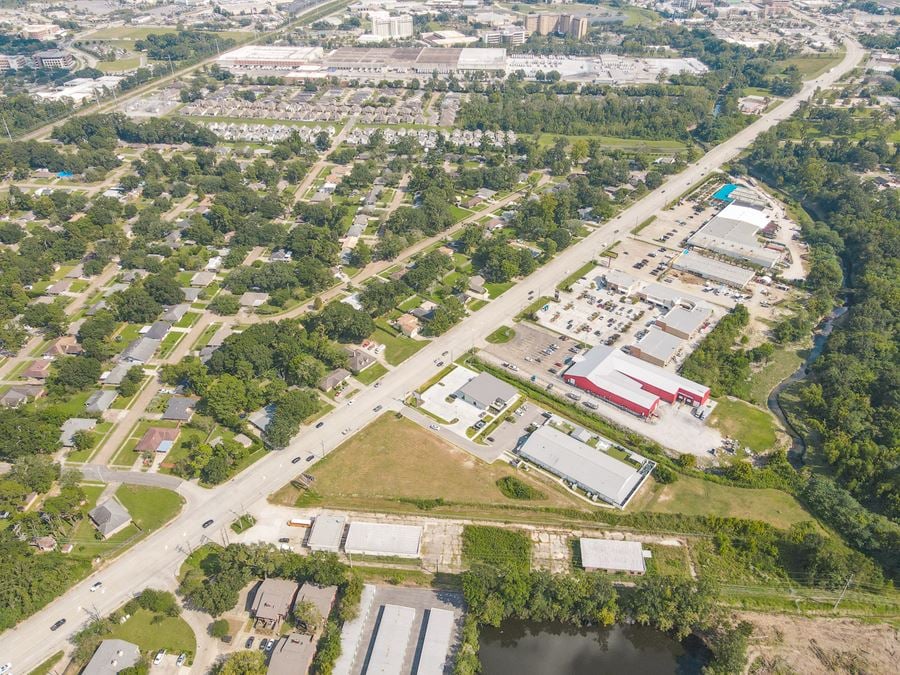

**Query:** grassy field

left=534, top=133, right=685, bottom=153
left=631, top=474, right=814, bottom=531
left=747, top=347, right=804, bottom=406
left=273, top=414, right=581, bottom=512
left=622, top=6, right=661, bottom=26
left=777, top=50, right=845, bottom=79
left=107, top=608, right=196, bottom=656
left=355, top=362, right=388, bottom=385
left=486, top=326, right=515, bottom=344
left=373, top=324, right=427, bottom=366
left=28, top=651, right=64, bottom=675
left=115, top=485, right=185, bottom=532
left=97, top=56, right=142, bottom=73
left=708, top=398, right=779, bottom=453
left=84, top=26, right=250, bottom=41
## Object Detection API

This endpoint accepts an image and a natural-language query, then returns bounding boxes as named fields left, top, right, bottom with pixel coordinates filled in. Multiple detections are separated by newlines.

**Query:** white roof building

left=307, top=515, right=346, bottom=552
left=579, top=538, right=648, bottom=574
left=367, top=605, right=417, bottom=673
left=344, top=522, right=422, bottom=558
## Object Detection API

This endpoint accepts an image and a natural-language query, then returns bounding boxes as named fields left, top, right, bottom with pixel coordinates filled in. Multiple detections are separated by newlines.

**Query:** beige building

left=524, top=13, right=587, bottom=39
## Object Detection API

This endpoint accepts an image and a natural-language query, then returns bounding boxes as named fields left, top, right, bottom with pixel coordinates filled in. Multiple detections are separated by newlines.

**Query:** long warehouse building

left=564, top=345, right=710, bottom=417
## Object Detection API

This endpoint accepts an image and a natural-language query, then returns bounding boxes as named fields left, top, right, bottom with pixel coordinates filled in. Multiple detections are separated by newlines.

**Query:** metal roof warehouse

left=517, top=425, right=653, bottom=508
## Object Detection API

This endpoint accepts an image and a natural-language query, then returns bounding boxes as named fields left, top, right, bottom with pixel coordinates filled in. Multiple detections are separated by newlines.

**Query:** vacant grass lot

left=632, top=474, right=814, bottom=531
left=116, top=484, right=185, bottom=532
left=708, top=398, right=779, bottom=453
left=777, top=50, right=845, bottom=79
left=107, top=608, right=196, bottom=656
left=355, top=362, right=388, bottom=385
left=275, top=415, right=580, bottom=511
left=747, top=347, right=804, bottom=406
left=373, top=324, right=427, bottom=365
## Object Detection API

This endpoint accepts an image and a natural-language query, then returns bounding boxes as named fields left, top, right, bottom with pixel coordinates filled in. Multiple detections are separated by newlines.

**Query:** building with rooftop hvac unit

left=82, top=640, right=140, bottom=675
left=655, top=305, right=712, bottom=340
left=455, top=372, right=518, bottom=412
left=517, top=425, right=653, bottom=508
left=628, top=328, right=683, bottom=367
left=251, top=578, right=298, bottom=629
left=687, top=202, right=781, bottom=269
left=579, top=538, right=649, bottom=575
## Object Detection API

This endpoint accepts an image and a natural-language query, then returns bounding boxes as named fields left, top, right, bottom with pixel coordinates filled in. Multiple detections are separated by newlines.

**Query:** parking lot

left=418, top=366, right=487, bottom=435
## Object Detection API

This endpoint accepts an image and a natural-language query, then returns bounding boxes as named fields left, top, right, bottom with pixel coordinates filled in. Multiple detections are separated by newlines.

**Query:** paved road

left=0, top=38, right=864, bottom=672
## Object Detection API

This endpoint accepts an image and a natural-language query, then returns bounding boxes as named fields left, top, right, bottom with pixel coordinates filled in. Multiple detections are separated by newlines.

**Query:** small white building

left=579, top=538, right=648, bottom=575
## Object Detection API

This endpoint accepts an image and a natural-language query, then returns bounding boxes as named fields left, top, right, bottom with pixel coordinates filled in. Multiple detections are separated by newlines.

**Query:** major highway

left=0, top=36, right=864, bottom=672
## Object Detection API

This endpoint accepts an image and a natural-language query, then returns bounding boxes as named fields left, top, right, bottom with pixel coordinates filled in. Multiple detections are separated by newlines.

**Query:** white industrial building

left=344, top=521, right=422, bottom=558
left=579, top=538, right=649, bottom=574
left=306, top=514, right=346, bottom=552
left=517, top=425, right=653, bottom=508
left=672, top=250, right=757, bottom=289
left=687, top=202, right=781, bottom=269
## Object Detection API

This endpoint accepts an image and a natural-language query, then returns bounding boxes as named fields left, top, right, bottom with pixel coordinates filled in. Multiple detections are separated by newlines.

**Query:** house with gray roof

left=318, top=368, right=350, bottom=392
left=103, top=363, right=133, bottom=386
left=143, top=321, right=172, bottom=341
left=456, top=372, right=517, bottom=412
left=85, top=390, right=118, bottom=414
left=163, top=396, right=196, bottom=422
left=121, top=337, right=160, bottom=364
left=162, top=304, right=190, bottom=322
left=345, top=347, right=375, bottom=374
left=88, top=498, right=131, bottom=538
left=82, top=640, right=140, bottom=675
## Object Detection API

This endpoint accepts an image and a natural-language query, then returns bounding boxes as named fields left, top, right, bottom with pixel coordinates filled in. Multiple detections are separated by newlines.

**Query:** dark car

left=259, top=639, right=269, bottom=651
left=306, top=455, right=315, bottom=461
left=291, top=456, right=302, bottom=464
left=50, top=618, right=66, bottom=631
left=315, top=421, right=324, bottom=429
left=278, top=537, right=290, bottom=543
left=202, top=519, right=214, bottom=528
left=245, top=637, right=255, bottom=649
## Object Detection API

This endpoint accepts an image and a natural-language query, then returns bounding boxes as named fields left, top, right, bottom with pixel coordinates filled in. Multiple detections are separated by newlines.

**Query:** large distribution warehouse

left=563, top=345, right=710, bottom=417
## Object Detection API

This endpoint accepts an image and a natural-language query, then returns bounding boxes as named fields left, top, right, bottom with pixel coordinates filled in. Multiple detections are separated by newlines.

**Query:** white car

left=429, top=424, right=439, bottom=431
left=153, top=650, right=166, bottom=666
left=0, top=662, right=11, bottom=674
left=90, top=581, right=102, bottom=592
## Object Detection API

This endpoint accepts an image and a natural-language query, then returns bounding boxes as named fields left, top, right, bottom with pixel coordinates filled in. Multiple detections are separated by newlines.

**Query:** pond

left=479, top=621, right=710, bottom=675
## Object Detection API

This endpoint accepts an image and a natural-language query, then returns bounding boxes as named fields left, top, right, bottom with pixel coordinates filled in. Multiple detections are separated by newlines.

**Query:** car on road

left=373, top=382, right=380, bottom=388
left=373, top=404, right=382, bottom=412
left=50, top=619, right=66, bottom=631
left=245, top=637, right=255, bottom=649
left=315, top=421, right=324, bottom=428
left=347, top=399, right=353, bottom=405
left=342, top=429, right=349, bottom=435
left=153, top=650, right=166, bottom=666
left=436, top=360, right=444, bottom=367
left=291, top=456, right=302, bottom=464
left=202, top=519, right=214, bottom=528
left=306, top=454, right=315, bottom=461
left=429, top=424, right=439, bottom=430
left=90, top=581, right=102, bottom=592
left=278, top=537, right=290, bottom=543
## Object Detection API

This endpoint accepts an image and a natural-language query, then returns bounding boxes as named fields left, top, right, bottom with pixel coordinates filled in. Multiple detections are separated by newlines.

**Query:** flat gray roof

left=673, top=251, right=756, bottom=288
left=307, top=515, right=346, bottom=552
left=414, top=608, right=455, bottom=675
left=658, top=305, right=711, bottom=335
left=633, top=328, right=683, bottom=364
left=345, top=522, right=422, bottom=558
left=83, top=639, right=140, bottom=675
left=579, top=538, right=646, bottom=573
left=518, top=425, right=649, bottom=508
left=366, top=604, right=417, bottom=675
left=457, top=372, right=517, bottom=409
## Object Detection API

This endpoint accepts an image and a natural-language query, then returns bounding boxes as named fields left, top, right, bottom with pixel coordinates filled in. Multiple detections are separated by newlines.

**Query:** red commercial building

left=563, top=345, right=709, bottom=417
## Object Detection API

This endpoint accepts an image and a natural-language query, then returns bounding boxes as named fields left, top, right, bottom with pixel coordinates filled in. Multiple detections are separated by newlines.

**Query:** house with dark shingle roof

left=163, top=396, right=196, bottom=422
left=88, top=498, right=131, bottom=538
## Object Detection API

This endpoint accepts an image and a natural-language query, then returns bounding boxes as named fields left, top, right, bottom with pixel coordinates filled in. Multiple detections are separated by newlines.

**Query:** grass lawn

left=777, top=50, right=844, bottom=79
left=65, top=422, right=113, bottom=463
left=158, top=331, right=186, bottom=358
left=97, top=56, right=142, bottom=72
left=115, top=484, right=185, bottom=532
left=484, top=281, right=514, bottom=299
left=373, top=324, right=427, bottom=366
left=115, top=322, right=143, bottom=346
left=450, top=205, right=472, bottom=223
left=747, top=348, right=804, bottom=406
left=28, top=650, right=64, bottom=675
left=622, top=6, right=660, bottom=26
left=558, top=260, right=597, bottom=291
left=175, top=311, right=201, bottom=328
left=486, top=326, right=515, bottom=344
left=355, top=362, right=388, bottom=385
left=107, top=608, right=196, bottom=657
left=274, top=414, right=580, bottom=512
left=534, top=133, right=685, bottom=153
left=631, top=474, right=814, bottom=531
left=708, top=398, right=779, bottom=453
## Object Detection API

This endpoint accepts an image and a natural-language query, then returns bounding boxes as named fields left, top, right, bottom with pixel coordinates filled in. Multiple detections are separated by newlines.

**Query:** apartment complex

left=370, top=12, right=414, bottom=39
left=524, top=13, right=588, bottom=39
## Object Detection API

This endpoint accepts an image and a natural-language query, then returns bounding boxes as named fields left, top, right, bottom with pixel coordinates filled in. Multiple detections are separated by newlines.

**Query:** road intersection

left=0, top=36, right=864, bottom=672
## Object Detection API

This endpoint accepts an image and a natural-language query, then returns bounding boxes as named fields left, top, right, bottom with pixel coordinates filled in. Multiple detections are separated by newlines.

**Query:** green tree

left=218, top=651, right=266, bottom=675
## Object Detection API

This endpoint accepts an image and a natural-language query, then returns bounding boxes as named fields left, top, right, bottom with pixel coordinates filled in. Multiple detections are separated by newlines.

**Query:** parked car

left=258, top=639, right=269, bottom=651
left=90, top=581, right=102, bottom=592
left=153, top=650, right=166, bottom=666
left=202, top=519, right=214, bottom=528
left=278, top=537, right=290, bottom=543
left=373, top=405, right=382, bottom=412
left=245, top=637, right=255, bottom=649
left=0, top=663, right=11, bottom=675
left=176, top=653, right=187, bottom=667
left=50, top=619, right=66, bottom=631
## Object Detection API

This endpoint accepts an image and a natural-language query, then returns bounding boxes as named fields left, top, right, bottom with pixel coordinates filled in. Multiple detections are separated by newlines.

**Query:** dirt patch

left=739, top=611, right=899, bottom=675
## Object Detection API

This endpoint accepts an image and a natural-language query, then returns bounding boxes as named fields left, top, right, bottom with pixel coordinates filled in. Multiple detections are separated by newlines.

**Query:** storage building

left=579, top=538, right=648, bottom=574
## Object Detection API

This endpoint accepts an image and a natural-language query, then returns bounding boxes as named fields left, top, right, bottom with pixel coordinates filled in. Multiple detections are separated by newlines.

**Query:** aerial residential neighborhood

left=0, top=0, right=897, bottom=673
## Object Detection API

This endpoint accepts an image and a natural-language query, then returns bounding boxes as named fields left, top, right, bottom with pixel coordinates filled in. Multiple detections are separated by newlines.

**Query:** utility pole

left=0, top=115, right=11, bottom=141
left=833, top=573, right=854, bottom=611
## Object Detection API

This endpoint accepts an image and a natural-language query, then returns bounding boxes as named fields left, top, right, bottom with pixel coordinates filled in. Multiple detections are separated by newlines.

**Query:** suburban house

left=82, top=640, right=140, bottom=675
left=468, top=274, right=487, bottom=296
left=248, top=405, right=275, bottom=433
left=456, top=372, right=518, bottom=412
left=121, top=337, right=160, bottom=364
left=162, top=396, right=197, bottom=422
left=22, top=359, right=52, bottom=380
left=319, top=368, right=350, bottom=392
left=32, top=535, right=57, bottom=552
left=239, top=291, right=269, bottom=308
left=134, top=427, right=180, bottom=453
left=85, top=390, right=118, bottom=415
left=344, top=347, right=375, bottom=374
left=88, top=498, right=132, bottom=538
left=268, top=584, right=337, bottom=675
left=44, top=335, right=82, bottom=357
left=251, top=578, right=299, bottom=629
left=143, top=320, right=172, bottom=341
left=0, top=384, right=45, bottom=408
left=395, top=313, right=420, bottom=338
left=190, top=271, right=216, bottom=287
left=60, top=418, right=97, bottom=447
